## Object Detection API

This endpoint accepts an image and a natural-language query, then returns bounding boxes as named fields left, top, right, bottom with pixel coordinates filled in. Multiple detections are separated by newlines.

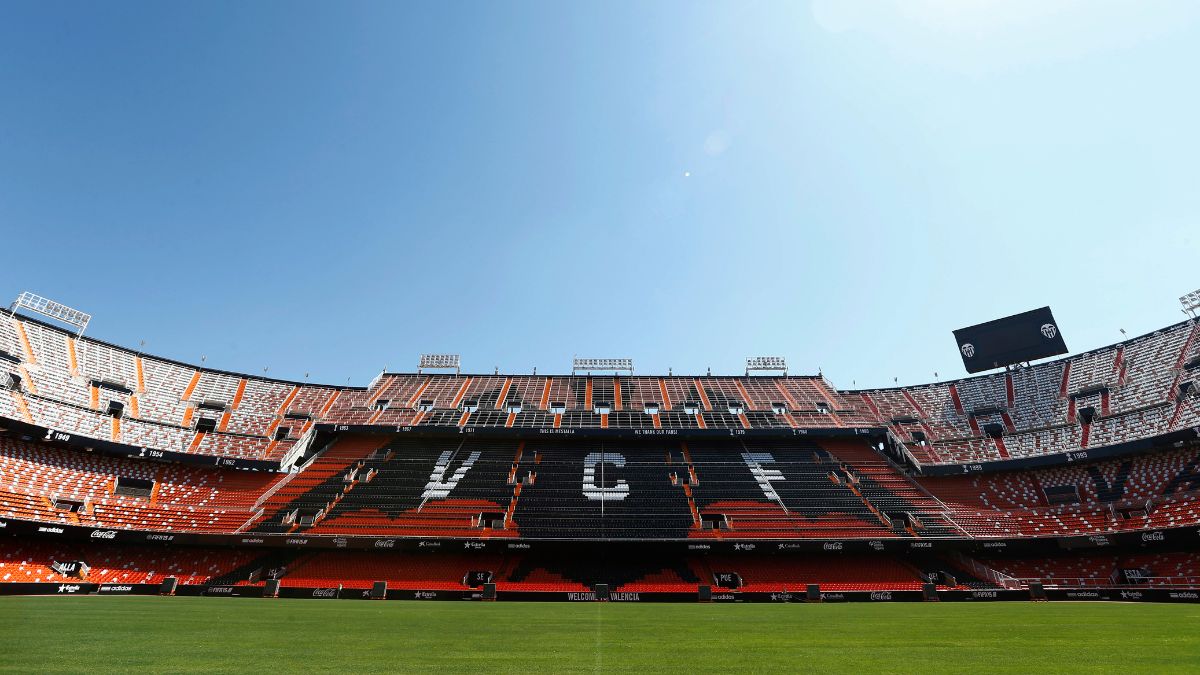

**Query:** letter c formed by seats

left=582, top=452, right=629, bottom=501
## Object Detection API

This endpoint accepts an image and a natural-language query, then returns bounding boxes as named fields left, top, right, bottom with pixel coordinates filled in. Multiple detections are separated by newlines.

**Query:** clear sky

left=1, top=1, right=1198, bottom=388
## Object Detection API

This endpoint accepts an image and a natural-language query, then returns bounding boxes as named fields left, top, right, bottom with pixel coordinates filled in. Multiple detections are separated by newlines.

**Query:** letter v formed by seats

left=422, top=450, right=482, bottom=500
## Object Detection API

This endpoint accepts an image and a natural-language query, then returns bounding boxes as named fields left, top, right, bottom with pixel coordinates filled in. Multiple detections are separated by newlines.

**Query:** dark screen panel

left=953, top=307, right=1068, bottom=373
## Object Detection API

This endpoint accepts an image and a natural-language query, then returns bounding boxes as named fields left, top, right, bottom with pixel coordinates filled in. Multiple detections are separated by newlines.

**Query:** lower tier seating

left=0, top=539, right=260, bottom=585
left=978, top=551, right=1200, bottom=587
left=280, top=552, right=505, bottom=590
left=3, top=540, right=1195, bottom=592
left=704, top=554, right=927, bottom=592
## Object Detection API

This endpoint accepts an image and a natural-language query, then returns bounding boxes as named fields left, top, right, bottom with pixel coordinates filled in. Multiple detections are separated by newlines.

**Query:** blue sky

left=2, top=1, right=1198, bottom=388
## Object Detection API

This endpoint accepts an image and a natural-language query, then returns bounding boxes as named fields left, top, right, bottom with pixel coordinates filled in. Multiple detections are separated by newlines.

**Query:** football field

left=1, top=597, right=1197, bottom=673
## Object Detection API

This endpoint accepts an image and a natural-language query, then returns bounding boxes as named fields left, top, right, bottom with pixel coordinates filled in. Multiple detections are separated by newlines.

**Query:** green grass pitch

left=1, top=597, right=1198, bottom=673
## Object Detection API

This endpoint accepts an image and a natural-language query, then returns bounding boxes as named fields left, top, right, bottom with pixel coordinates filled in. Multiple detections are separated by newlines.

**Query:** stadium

left=4, top=289, right=1200, bottom=670
left=3, top=291, right=1200, bottom=604
left=6, top=2, right=1200, bottom=672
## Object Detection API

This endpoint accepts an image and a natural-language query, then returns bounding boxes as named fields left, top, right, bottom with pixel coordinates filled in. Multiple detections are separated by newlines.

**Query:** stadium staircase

left=207, top=550, right=305, bottom=587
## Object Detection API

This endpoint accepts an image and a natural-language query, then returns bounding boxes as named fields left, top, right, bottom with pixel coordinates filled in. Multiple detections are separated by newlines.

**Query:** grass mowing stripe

left=0, top=597, right=1198, bottom=673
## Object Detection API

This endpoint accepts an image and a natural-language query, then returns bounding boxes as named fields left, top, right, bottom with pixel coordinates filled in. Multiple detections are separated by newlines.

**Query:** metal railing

left=1017, top=576, right=1200, bottom=589
left=948, top=551, right=1023, bottom=590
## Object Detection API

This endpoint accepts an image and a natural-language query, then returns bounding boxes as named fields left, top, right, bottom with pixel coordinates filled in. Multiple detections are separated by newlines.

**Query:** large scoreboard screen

left=953, top=307, right=1068, bottom=374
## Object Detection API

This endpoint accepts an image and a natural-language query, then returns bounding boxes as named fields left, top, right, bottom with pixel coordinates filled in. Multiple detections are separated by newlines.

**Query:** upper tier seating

left=1, top=314, right=327, bottom=460
left=6, top=308, right=1198, bottom=467
left=855, top=320, right=1200, bottom=466
left=0, top=314, right=876, bottom=459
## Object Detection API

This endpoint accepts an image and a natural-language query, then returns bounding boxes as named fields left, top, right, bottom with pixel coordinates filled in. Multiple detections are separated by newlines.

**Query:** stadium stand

left=975, top=551, right=1200, bottom=588
left=279, top=551, right=505, bottom=590
left=852, top=319, right=1200, bottom=467
left=245, top=437, right=953, bottom=540
left=0, top=539, right=260, bottom=585
left=5, top=307, right=1200, bottom=472
left=920, top=445, right=1200, bottom=537
left=0, top=437, right=275, bottom=533
left=3, top=427, right=1200, bottom=542
left=705, top=554, right=927, bottom=592
left=3, top=305, right=1200, bottom=599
